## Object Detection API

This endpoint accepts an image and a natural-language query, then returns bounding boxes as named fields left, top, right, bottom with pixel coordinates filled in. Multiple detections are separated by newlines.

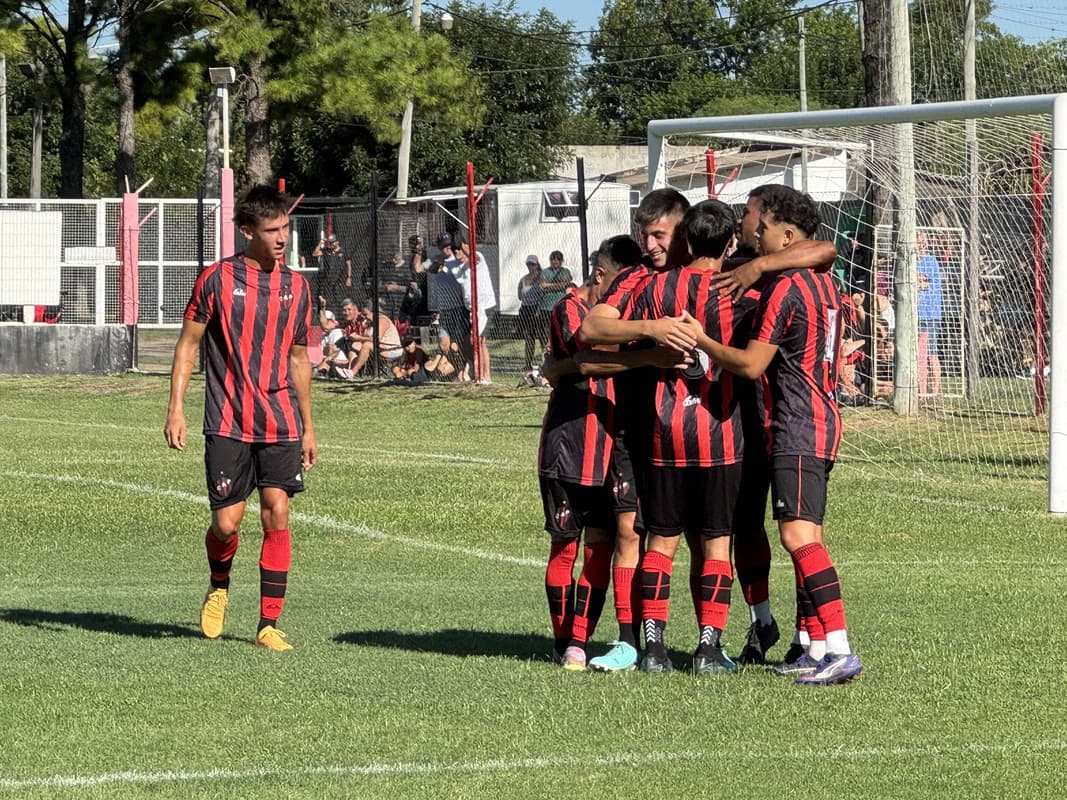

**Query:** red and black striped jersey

left=538, top=289, right=615, bottom=486
left=630, top=266, right=756, bottom=468
left=753, top=268, right=842, bottom=460
left=184, top=255, right=312, bottom=443
left=595, top=262, right=659, bottom=446
left=600, top=262, right=656, bottom=317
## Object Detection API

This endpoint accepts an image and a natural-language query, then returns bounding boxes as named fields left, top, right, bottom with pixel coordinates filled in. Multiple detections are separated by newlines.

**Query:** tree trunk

left=245, top=55, right=271, bottom=185
left=114, top=0, right=136, bottom=196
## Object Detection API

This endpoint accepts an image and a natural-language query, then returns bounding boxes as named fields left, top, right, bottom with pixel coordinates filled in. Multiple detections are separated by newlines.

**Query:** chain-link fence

left=0, top=198, right=221, bottom=326
left=1, top=183, right=640, bottom=383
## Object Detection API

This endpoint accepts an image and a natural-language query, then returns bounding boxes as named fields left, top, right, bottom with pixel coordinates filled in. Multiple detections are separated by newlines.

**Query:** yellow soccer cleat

left=200, top=588, right=229, bottom=639
left=255, top=625, right=293, bottom=652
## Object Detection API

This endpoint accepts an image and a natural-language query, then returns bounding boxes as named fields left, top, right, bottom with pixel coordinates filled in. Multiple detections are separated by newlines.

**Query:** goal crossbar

left=648, top=94, right=1067, bottom=514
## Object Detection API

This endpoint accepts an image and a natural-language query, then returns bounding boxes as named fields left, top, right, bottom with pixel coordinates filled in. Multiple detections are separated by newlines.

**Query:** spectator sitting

left=315, top=310, right=353, bottom=381
left=349, top=302, right=404, bottom=376
left=390, top=337, right=430, bottom=386
left=424, top=332, right=469, bottom=382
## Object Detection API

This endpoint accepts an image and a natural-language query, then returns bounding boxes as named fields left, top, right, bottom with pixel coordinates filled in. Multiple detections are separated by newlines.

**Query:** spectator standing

left=518, top=254, right=546, bottom=371
left=313, top=233, right=353, bottom=312
left=917, top=232, right=943, bottom=397
left=538, top=250, right=573, bottom=336
left=451, top=233, right=497, bottom=383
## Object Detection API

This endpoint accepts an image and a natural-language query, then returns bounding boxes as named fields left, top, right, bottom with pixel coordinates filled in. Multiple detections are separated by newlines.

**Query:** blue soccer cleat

left=773, top=651, right=819, bottom=676
left=795, top=652, right=863, bottom=686
left=588, top=640, right=639, bottom=672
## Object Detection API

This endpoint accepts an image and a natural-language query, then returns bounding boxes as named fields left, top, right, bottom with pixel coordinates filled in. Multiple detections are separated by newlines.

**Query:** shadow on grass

left=0, top=607, right=202, bottom=639
left=333, top=628, right=559, bottom=661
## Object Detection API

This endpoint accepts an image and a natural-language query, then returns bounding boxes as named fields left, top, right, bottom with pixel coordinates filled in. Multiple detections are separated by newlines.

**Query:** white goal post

left=647, top=94, right=1067, bottom=514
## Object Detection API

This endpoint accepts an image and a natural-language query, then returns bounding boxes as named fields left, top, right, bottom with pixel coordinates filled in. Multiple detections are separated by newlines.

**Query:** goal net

left=650, top=95, right=1067, bottom=512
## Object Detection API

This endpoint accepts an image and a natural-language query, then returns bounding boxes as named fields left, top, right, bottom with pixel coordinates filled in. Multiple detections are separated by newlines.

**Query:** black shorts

left=204, top=435, right=306, bottom=511
left=539, top=477, right=614, bottom=538
left=610, top=436, right=639, bottom=515
left=770, top=454, right=833, bottom=524
left=642, top=463, right=744, bottom=539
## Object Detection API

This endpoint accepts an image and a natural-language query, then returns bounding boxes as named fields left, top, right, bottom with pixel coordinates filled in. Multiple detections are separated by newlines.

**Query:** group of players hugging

left=537, top=184, right=863, bottom=686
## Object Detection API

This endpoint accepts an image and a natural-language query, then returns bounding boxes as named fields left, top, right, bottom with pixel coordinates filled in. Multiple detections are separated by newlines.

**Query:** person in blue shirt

left=917, top=232, right=943, bottom=397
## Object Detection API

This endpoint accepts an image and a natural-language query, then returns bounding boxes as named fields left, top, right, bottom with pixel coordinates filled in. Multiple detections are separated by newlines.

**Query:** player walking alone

left=165, top=184, right=317, bottom=652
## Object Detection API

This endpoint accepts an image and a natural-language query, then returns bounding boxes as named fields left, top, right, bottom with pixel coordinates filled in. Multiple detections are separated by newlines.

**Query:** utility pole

left=964, top=0, right=981, bottom=396
left=1, top=53, right=7, bottom=199
left=888, top=0, right=919, bottom=416
left=798, top=15, right=809, bottom=192
left=396, top=0, right=422, bottom=203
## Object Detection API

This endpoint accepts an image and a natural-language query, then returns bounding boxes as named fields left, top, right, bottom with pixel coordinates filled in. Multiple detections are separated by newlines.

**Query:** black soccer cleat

left=692, top=645, right=739, bottom=675
left=638, top=648, right=674, bottom=674
left=737, top=618, right=781, bottom=665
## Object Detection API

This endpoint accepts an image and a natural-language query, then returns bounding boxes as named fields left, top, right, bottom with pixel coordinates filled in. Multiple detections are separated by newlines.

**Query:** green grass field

left=1, top=375, right=1065, bottom=798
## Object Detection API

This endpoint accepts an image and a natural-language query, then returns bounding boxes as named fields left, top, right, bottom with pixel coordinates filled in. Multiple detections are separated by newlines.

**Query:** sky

left=511, top=0, right=1067, bottom=45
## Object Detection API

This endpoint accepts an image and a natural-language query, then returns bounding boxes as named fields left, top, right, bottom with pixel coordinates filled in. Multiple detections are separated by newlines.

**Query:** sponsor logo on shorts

left=613, top=480, right=631, bottom=500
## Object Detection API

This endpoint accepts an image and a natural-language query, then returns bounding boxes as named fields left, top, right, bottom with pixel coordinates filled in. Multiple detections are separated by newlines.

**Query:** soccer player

left=538, top=254, right=624, bottom=670
left=686, top=185, right=863, bottom=686
left=548, top=233, right=689, bottom=672
left=591, top=200, right=753, bottom=674
left=164, top=184, right=317, bottom=652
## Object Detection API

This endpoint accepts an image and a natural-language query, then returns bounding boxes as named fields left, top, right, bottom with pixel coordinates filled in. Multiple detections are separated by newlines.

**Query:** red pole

left=1032, top=133, right=1047, bottom=415
left=706, top=148, right=716, bottom=199
left=466, top=162, right=481, bottom=383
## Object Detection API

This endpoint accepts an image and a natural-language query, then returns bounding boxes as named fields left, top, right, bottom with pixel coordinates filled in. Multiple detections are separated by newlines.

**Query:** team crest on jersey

left=613, top=480, right=631, bottom=501
left=215, top=472, right=233, bottom=497
left=681, top=348, right=712, bottom=380
left=554, top=501, right=572, bottom=529
left=279, top=286, right=294, bottom=309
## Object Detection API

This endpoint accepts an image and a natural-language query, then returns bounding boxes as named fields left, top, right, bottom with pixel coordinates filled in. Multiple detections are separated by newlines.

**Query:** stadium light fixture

left=208, top=67, right=236, bottom=170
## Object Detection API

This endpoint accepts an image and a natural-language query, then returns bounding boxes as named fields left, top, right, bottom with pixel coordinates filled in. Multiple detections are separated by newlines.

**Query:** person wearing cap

left=518, top=254, right=546, bottom=371
left=538, top=251, right=573, bottom=348
left=450, top=232, right=497, bottom=383
left=312, top=232, right=353, bottom=313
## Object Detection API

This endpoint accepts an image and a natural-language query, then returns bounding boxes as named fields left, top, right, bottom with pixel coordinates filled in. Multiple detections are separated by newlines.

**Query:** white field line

left=2, top=741, right=1066, bottom=791
left=0, top=470, right=542, bottom=568
left=2, top=470, right=1066, bottom=571
left=0, top=415, right=1057, bottom=506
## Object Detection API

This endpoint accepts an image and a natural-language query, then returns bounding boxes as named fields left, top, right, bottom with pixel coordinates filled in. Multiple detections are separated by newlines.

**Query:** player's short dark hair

left=549, top=250, right=564, bottom=261
left=234, top=185, right=290, bottom=228
left=596, top=235, right=643, bottom=272
left=758, top=185, right=821, bottom=238
left=748, top=183, right=775, bottom=200
left=634, top=188, right=690, bottom=228
left=682, top=200, right=736, bottom=260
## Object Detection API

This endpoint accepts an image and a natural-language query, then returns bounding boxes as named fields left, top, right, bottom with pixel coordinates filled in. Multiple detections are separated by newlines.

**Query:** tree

left=406, top=2, right=579, bottom=187
left=583, top=0, right=855, bottom=141
left=0, top=0, right=111, bottom=198
left=196, top=0, right=475, bottom=187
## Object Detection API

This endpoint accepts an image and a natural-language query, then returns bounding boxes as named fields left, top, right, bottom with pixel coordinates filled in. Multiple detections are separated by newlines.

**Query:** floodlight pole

left=209, top=67, right=236, bottom=256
